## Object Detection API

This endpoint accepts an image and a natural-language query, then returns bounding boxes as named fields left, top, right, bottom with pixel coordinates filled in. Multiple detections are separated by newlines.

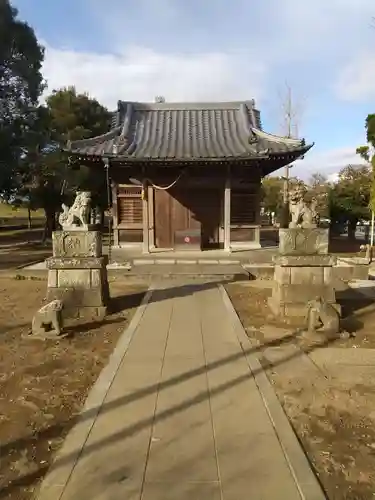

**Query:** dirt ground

left=0, top=227, right=51, bottom=272
left=0, top=278, right=146, bottom=500
left=227, top=282, right=375, bottom=500
left=0, top=242, right=51, bottom=271
left=226, top=282, right=375, bottom=349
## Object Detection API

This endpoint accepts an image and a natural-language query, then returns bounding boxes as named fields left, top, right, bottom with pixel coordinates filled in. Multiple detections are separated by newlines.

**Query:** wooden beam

left=111, top=181, right=119, bottom=247
left=142, top=181, right=149, bottom=254
left=254, top=183, right=261, bottom=247
left=224, top=176, right=231, bottom=252
left=148, top=185, right=155, bottom=249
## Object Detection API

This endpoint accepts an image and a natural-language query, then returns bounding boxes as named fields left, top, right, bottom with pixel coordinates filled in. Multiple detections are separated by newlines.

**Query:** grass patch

left=0, top=204, right=43, bottom=219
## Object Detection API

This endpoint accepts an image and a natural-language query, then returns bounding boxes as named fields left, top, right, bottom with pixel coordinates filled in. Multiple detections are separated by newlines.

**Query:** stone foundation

left=46, top=230, right=109, bottom=318
left=269, top=228, right=340, bottom=318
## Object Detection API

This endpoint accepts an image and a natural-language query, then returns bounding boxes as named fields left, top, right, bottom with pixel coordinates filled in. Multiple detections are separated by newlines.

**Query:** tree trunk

left=279, top=203, right=290, bottom=229
left=347, top=219, right=357, bottom=240
left=365, top=224, right=370, bottom=242
left=27, top=207, right=32, bottom=229
left=42, top=208, right=56, bottom=243
left=42, top=219, right=48, bottom=243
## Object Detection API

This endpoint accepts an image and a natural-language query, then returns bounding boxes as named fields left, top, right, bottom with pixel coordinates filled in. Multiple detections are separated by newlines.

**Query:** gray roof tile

left=67, top=100, right=312, bottom=161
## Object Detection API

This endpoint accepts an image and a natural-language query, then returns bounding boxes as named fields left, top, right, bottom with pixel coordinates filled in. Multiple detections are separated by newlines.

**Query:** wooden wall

left=113, top=184, right=143, bottom=245
left=111, top=165, right=262, bottom=249
left=230, top=183, right=261, bottom=244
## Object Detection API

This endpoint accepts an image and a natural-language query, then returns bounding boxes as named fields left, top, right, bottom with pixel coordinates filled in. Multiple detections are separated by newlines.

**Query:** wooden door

left=154, top=189, right=172, bottom=248
left=153, top=186, right=221, bottom=249
left=193, top=189, right=221, bottom=248
left=170, top=188, right=200, bottom=230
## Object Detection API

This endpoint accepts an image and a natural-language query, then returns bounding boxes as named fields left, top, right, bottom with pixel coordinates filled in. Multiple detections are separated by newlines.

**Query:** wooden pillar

left=111, top=181, right=119, bottom=247
left=148, top=185, right=154, bottom=250
left=142, top=181, right=149, bottom=254
left=224, top=176, right=231, bottom=252
left=255, top=182, right=261, bottom=247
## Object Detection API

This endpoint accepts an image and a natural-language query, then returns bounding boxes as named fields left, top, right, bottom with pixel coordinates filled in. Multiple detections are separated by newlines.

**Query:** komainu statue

left=31, top=300, right=64, bottom=338
left=360, top=243, right=373, bottom=262
left=305, top=297, right=340, bottom=337
left=58, top=191, right=92, bottom=230
left=289, top=183, right=319, bottom=229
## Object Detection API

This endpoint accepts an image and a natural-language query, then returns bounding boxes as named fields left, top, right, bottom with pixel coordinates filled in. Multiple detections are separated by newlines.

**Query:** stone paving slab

left=36, top=281, right=325, bottom=500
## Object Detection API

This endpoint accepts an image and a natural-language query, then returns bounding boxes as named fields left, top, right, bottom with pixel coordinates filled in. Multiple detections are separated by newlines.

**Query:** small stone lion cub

left=31, top=299, right=64, bottom=338
left=306, top=296, right=340, bottom=336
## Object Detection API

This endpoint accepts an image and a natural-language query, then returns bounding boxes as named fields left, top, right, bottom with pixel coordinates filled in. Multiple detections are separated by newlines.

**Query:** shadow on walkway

left=0, top=280, right=339, bottom=499
left=109, top=279, right=234, bottom=315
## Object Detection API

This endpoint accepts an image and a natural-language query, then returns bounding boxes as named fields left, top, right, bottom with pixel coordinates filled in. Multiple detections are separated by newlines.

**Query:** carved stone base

left=278, top=228, right=329, bottom=255
left=268, top=292, right=341, bottom=318
left=46, top=280, right=109, bottom=319
left=270, top=228, right=340, bottom=318
left=52, top=230, right=102, bottom=258
left=47, top=230, right=109, bottom=319
left=269, top=263, right=341, bottom=318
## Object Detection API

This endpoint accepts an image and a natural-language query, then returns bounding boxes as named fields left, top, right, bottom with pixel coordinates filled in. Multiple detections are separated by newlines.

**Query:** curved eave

left=268, top=142, right=314, bottom=157
left=251, top=127, right=306, bottom=146
left=262, top=142, right=314, bottom=176
left=65, top=145, right=313, bottom=165
left=67, top=126, right=122, bottom=151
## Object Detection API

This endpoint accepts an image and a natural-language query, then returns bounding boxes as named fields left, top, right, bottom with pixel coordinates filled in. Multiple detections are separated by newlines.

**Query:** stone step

left=242, top=263, right=274, bottom=279
left=16, top=266, right=250, bottom=284
left=108, top=264, right=251, bottom=281
left=130, top=258, right=242, bottom=265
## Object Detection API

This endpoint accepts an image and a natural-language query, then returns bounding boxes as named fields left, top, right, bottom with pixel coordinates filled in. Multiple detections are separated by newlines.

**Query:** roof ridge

left=120, top=100, right=258, bottom=111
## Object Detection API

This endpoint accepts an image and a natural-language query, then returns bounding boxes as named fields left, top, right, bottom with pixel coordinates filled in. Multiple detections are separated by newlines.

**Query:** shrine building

left=66, top=99, right=313, bottom=253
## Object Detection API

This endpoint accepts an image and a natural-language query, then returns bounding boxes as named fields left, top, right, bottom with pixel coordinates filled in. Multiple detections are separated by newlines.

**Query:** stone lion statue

left=306, top=297, right=340, bottom=336
left=31, top=299, right=64, bottom=338
left=289, top=183, right=319, bottom=229
left=360, top=243, right=373, bottom=262
left=58, top=191, right=91, bottom=230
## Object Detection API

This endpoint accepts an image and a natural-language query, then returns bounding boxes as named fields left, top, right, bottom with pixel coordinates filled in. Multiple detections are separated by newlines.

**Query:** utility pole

left=280, top=83, right=302, bottom=203
left=283, top=84, right=292, bottom=205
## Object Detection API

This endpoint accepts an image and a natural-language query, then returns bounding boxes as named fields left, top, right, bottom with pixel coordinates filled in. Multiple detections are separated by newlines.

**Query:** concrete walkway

left=36, top=282, right=325, bottom=500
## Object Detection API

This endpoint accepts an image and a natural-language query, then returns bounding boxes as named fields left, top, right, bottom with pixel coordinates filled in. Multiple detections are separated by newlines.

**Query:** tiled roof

left=67, top=100, right=313, bottom=161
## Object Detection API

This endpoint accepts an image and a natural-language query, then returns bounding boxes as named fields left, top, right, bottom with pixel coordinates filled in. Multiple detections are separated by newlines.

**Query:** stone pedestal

left=46, top=230, right=109, bottom=318
left=268, top=228, right=340, bottom=318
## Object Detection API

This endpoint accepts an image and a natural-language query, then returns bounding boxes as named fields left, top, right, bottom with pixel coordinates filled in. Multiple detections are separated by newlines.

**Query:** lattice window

left=117, top=185, right=143, bottom=227
left=230, top=192, right=257, bottom=226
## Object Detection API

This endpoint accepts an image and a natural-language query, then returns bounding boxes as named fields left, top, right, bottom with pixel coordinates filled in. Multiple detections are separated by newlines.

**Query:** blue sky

left=13, top=0, right=375, bottom=179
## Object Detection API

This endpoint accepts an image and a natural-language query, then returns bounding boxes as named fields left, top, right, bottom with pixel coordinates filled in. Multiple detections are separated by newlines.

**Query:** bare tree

left=277, top=82, right=306, bottom=206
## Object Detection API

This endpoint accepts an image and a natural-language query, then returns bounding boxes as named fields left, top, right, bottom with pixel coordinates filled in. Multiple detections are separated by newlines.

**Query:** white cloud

left=39, top=0, right=375, bottom=110
left=42, top=44, right=266, bottom=109
left=86, top=0, right=375, bottom=72
left=334, top=52, right=375, bottom=101
left=268, top=0, right=374, bottom=60
left=327, top=172, right=340, bottom=184
left=291, top=145, right=367, bottom=180
left=40, top=43, right=368, bottom=185
left=35, top=0, right=375, bottom=183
